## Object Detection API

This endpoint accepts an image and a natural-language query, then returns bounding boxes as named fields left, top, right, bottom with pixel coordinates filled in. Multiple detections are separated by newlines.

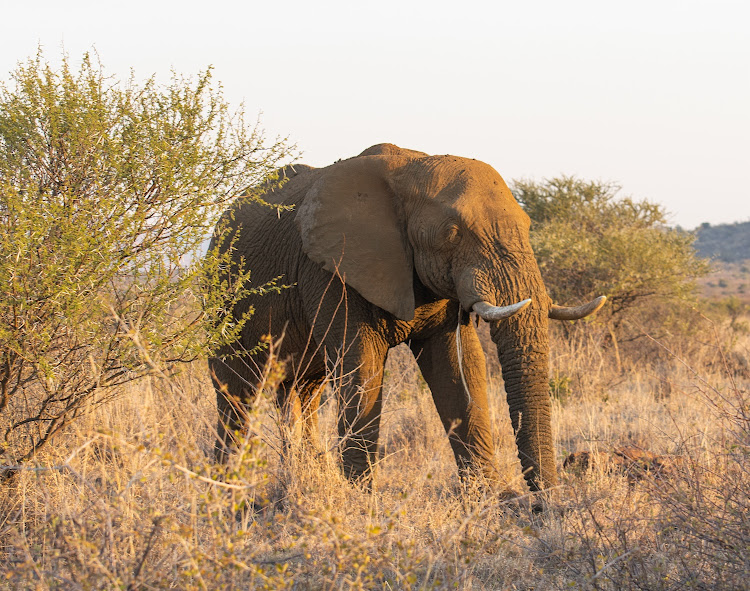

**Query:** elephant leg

left=410, top=321, right=498, bottom=481
left=297, top=379, right=325, bottom=446
left=304, top=278, right=390, bottom=483
left=209, top=353, right=257, bottom=464
left=275, top=378, right=325, bottom=457
left=323, top=328, right=389, bottom=484
left=275, top=380, right=303, bottom=461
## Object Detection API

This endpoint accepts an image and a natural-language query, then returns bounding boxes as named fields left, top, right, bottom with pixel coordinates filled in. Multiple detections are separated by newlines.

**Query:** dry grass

left=1, top=315, right=748, bottom=590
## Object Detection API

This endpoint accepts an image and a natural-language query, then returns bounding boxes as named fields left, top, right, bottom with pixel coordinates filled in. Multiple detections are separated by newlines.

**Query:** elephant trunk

left=458, top=259, right=556, bottom=492
left=491, top=315, right=556, bottom=491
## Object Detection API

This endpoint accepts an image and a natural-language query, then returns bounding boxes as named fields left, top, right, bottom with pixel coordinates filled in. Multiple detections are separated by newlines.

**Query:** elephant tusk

left=548, top=295, right=607, bottom=320
left=472, top=299, right=531, bottom=321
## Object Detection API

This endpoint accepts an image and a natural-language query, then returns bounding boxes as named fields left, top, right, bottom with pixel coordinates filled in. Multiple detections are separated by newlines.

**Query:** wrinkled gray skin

left=209, top=144, right=598, bottom=493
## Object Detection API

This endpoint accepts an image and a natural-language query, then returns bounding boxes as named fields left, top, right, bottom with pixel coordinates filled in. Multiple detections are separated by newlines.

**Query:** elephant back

left=357, top=143, right=428, bottom=159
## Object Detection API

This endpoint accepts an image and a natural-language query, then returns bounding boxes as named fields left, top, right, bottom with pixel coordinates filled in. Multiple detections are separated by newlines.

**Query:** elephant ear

left=295, top=154, right=415, bottom=321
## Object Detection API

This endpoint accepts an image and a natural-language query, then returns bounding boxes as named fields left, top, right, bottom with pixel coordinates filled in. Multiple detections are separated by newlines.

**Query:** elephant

left=207, top=143, right=605, bottom=493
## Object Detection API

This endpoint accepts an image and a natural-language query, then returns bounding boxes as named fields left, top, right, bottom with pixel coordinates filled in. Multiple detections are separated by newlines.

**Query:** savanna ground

left=1, top=304, right=748, bottom=590
left=698, top=261, right=750, bottom=304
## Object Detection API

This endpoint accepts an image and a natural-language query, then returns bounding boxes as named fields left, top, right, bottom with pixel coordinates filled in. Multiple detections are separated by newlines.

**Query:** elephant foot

left=297, top=435, right=325, bottom=457
left=340, top=462, right=374, bottom=492
left=340, top=443, right=379, bottom=491
left=494, top=488, right=551, bottom=515
left=455, top=476, right=549, bottom=514
left=231, top=491, right=287, bottom=525
left=213, top=441, right=231, bottom=465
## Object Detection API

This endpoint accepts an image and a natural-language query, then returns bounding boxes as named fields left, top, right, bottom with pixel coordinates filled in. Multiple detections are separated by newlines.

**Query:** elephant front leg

left=330, top=339, right=389, bottom=485
left=306, top=279, right=390, bottom=485
left=410, top=321, right=498, bottom=481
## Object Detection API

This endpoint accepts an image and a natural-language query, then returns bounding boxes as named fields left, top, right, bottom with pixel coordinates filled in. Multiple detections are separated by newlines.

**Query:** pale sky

left=2, top=0, right=748, bottom=228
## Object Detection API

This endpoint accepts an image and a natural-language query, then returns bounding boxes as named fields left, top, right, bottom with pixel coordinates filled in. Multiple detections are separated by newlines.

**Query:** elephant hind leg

left=210, top=355, right=259, bottom=464
left=275, top=377, right=325, bottom=458
left=335, top=347, right=389, bottom=485
left=298, top=379, right=325, bottom=446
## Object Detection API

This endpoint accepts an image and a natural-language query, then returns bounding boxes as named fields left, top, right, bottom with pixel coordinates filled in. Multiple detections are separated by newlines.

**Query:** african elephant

left=208, top=143, right=604, bottom=493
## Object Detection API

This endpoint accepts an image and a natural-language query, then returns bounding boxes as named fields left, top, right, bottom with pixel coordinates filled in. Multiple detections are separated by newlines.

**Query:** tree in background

left=0, top=51, right=294, bottom=468
left=513, top=176, right=709, bottom=370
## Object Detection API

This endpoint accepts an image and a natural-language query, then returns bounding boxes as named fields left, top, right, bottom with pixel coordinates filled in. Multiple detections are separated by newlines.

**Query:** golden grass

left=1, top=316, right=748, bottom=590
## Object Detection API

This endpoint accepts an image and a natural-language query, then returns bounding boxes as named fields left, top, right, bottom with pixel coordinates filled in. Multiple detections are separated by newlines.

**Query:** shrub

left=0, top=50, right=293, bottom=468
left=513, top=176, right=710, bottom=373
left=513, top=176, right=709, bottom=319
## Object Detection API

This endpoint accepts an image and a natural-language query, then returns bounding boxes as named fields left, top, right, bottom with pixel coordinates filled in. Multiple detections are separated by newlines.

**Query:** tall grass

left=1, top=314, right=747, bottom=589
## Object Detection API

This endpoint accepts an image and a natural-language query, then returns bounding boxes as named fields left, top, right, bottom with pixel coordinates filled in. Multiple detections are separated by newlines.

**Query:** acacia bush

left=514, top=176, right=708, bottom=317
left=0, top=51, right=293, bottom=468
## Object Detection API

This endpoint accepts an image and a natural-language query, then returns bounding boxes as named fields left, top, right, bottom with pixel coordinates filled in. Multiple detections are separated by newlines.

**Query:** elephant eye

left=444, top=224, right=461, bottom=245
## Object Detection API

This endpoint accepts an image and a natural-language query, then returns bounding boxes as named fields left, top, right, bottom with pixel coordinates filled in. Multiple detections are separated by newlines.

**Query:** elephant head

left=295, top=143, right=603, bottom=491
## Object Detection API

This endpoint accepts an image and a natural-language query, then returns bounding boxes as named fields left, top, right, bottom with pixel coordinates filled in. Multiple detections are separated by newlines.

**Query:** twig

left=591, top=547, right=638, bottom=580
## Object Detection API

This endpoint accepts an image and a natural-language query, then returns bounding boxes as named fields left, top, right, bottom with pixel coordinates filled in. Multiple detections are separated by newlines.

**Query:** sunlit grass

left=1, top=317, right=747, bottom=589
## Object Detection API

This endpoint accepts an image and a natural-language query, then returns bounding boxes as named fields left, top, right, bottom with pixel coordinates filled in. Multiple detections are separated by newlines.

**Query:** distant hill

left=693, top=221, right=750, bottom=263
